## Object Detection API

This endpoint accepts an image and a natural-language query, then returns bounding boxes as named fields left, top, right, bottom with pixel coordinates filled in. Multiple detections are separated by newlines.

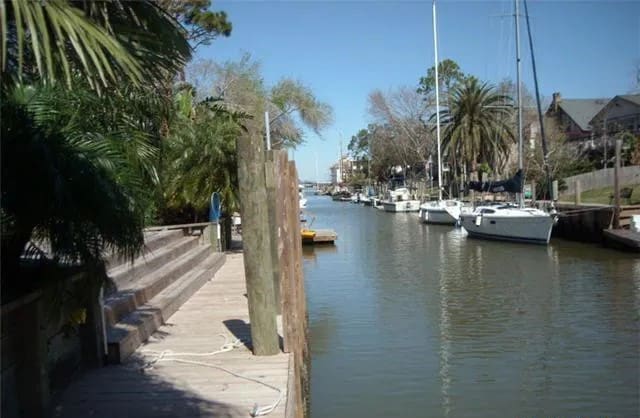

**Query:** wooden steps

left=104, top=231, right=226, bottom=363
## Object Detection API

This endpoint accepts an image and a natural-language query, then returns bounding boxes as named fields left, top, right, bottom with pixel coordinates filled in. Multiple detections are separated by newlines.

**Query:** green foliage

left=1, top=0, right=191, bottom=91
left=417, top=59, right=465, bottom=98
left=157, top=0, right=232, bottom=49
left=1, top=88, right=145, bottom=280
left=188, top=55, right=333, bottom=149
left=348, top=129, right=370, bottom=160
left=269, top=78, right=333, bottom=148
left=161, top=87, right=248, bottom=218
left=347, top=172, right=367, bottom=188
left=439, top=77, right=515, bottom=177
left=1, top=0, right=198, bottom=291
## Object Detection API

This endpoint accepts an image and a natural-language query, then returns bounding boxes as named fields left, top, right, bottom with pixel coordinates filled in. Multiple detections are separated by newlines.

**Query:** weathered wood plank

left=54, top=254, right=289, bottom=418
left=237, top=116, right=280, bottom=355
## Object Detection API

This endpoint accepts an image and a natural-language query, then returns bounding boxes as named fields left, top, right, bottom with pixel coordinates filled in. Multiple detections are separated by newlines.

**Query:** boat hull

left=419, top=201, right=463, bottom=225
left=382, top=200, right=421, bottom=212
left=420, top=208, right=457, bottom=224
left=460, top=212, right=554, bottom=244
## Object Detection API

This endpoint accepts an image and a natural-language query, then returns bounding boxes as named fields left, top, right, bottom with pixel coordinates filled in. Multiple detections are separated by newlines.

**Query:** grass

left=561, top=183, right=640, bottom=205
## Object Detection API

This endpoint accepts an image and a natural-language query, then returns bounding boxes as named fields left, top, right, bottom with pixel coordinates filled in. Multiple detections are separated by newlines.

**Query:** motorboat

left=381, top=188, right=421, bottom=212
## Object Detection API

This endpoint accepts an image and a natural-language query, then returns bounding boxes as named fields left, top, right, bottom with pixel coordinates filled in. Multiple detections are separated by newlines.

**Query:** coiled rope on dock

left=137, top=334, right=283, bottom=417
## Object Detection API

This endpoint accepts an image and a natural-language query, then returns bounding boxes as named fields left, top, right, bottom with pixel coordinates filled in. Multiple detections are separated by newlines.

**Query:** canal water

left=302, top=194, right=639, bottom=418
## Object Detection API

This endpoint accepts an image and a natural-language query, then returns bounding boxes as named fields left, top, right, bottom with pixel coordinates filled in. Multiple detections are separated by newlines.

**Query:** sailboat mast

left=515, top=0, right=524, bottom=207
left=523, top=0, right=552, bottom=204
left=432, top=0, right=443, bottom=202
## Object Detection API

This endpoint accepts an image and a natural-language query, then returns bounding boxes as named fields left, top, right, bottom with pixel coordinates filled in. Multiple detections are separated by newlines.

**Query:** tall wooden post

left=575, top=180, right=582, bottom=205
left=265, top=151, right=281, bottom=313
left=280, top=155, right=296, bottom=353
left=236, top=117, right=279, bottom=356
left=613, top=138, right=622, bottom=229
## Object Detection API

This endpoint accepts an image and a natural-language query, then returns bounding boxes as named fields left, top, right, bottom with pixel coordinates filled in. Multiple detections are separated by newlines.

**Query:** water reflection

left=304, top=195, right=640, bottom=418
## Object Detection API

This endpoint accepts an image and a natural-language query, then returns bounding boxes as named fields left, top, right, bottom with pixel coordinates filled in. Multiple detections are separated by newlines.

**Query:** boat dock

left=53, top=254, right=291, bottom=418
left=603, top=229, right=640, bottom=252
left=303, top=229, right=337, bottom=245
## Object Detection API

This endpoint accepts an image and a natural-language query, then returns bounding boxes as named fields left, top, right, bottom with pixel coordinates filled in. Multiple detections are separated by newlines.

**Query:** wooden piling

left=613, top=138, right=622, bottom=229
left=236, top=118, right=279, bottom=356
left=277, top=152, right=295, bottom=354
left=575, top=180, right=582, bottom=205
left=265, top=151, right=281, bottom=313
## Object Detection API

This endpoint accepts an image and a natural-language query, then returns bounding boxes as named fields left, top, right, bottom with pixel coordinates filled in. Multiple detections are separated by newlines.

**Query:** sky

left=197, top=0, right=640, bottom=182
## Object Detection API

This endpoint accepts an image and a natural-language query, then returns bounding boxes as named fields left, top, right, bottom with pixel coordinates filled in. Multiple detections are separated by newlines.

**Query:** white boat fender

left=475, top=215, right=482, bottom=226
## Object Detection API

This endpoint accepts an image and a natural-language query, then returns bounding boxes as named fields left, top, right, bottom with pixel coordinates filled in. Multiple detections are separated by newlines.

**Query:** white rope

left=137, top=334, right=283, bottom=417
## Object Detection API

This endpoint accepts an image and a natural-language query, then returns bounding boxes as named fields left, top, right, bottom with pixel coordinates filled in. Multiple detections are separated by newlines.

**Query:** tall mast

left=339, top=140, right=343, bottom=184
left=433, top=0, right=443, bottom=201
left=515, top=0, right=524, bottom=207
left=524, top=0, right=552, bottom=205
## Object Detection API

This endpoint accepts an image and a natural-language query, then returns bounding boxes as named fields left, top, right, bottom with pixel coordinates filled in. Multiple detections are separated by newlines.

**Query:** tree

left=439, top=77, right=515, bottom=180
left=2, top=84, right=148, bottom=285
left=367, top=86, right=433, bottom=185
left=161, top=87, right=248, bottom=221
left=157, top=0, right=232, bottom=50
left=417, top=59, right=465, bottom=100
left=348, top=129, right=370, bottom=160
left=1, top=1, right=191, bottom=90
left=188, top=55, right=333, bottom=149
left=1, top=0, right=193, bottom=288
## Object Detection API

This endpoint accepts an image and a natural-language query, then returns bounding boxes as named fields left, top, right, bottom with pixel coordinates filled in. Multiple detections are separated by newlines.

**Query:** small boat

left=381, top=187, right=421, bottom=212
left=301, top=229, right=316, bottom=242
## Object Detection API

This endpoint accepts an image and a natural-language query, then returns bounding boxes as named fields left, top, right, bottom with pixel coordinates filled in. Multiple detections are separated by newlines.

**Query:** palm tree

left=439, top=77, right=515, bottom=181
left=1, top=1, right=191, bottom=292
left=1, top=0, right=191, bottom=90
left=1, top=86, right=146, bottom=284
left=161, top=87, right=248, bottom=221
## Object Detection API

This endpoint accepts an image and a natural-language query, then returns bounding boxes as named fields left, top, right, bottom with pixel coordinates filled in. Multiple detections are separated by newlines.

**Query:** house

left=545, top=92, right=609, bottom=141
left=589, top=94, right=640, bottom=136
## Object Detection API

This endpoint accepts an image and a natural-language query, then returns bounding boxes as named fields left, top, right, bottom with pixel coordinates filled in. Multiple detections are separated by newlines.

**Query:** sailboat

left=419, top=0, right=464, bottom=225
left=459, top=0, right=556, bottom=244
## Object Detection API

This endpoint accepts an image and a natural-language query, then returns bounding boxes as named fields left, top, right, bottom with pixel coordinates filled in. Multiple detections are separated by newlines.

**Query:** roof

left=555, top=99, right=609, bottom=131
left=619, top=94, right=640, bottom=106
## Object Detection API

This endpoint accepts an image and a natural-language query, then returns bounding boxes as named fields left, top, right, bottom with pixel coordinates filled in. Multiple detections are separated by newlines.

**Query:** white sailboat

left=460, top=0, right=556, bottom=245
left=419, top=0, right=464, bottom=226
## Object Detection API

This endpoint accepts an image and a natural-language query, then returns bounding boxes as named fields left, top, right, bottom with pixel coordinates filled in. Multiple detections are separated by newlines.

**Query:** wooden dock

left=53, top=253, right=290, bottom=418
left=603, top=229, right=640, bottom=252
left=302, top=229, right=337, bottom=245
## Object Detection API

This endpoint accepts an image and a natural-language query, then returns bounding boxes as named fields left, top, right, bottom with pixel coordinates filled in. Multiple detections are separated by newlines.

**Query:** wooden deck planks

left=54, top=253, right=289, bottom=418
